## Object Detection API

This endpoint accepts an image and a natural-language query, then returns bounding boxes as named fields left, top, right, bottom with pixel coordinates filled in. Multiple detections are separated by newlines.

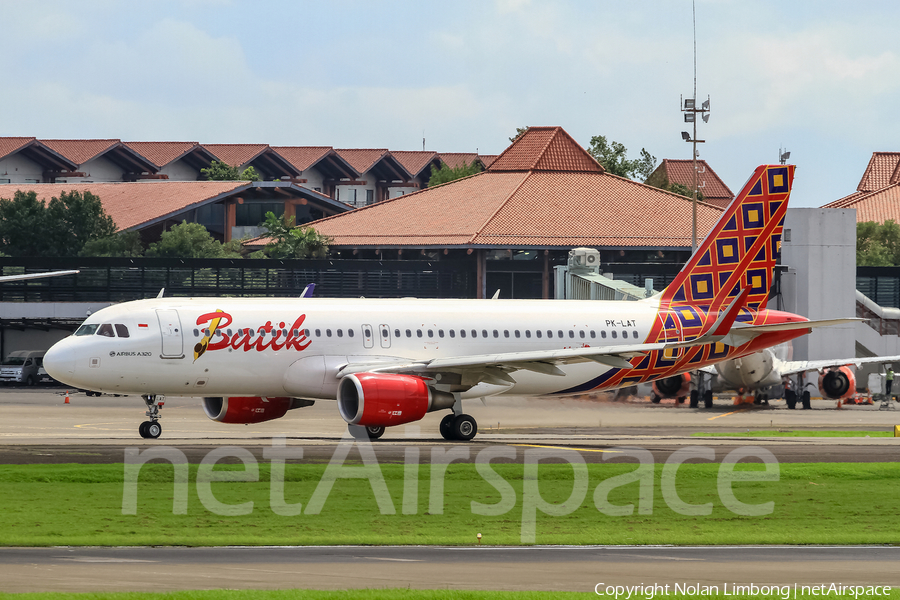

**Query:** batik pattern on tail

left=558, top=164, right=795, bottom=394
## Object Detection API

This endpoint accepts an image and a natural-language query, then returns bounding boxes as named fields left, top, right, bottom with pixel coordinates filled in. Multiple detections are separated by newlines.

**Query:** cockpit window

left=97, top=324, right=115, bottom=338
left=114, top=324, right=130, bottom=338
left=75, top=324, right=99, bottom=336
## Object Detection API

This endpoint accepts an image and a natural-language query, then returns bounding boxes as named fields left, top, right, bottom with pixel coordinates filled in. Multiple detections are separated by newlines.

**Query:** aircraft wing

left=0, top=270, right=79, bottom=283
left=779, top=354, right=900, bottom=377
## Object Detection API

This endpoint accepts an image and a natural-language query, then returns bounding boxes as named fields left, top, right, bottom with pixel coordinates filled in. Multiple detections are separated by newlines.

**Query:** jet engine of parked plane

left=202, top=396, right=315, bottom=424
left=818, top=366, right=855, bottom=400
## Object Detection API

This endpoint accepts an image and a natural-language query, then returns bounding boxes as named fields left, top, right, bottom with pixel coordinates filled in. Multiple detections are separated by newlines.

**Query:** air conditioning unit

left=568, top=247, right=600, bottom=274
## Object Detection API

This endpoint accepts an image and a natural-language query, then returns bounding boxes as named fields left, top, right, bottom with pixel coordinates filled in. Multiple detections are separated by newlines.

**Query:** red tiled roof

left=856, top=152, right=900, bottom=192
left=334, top=148, right=391, bottom=174
left=123, top=141, right=200, bottom=168
left=272, top=146, right=334, bottom=172
left=310, top=127, right=722, bottom=248
left=648, top=159, right=734, bottom=208
left=39, top=139, right=121, bottom=165
left=479, top=155, right=498, bottom=168
left=0, top=181, right=247, bottom=230
left=488, top=127, right=603, bottom=173
left=202, top=143, right=269, bottom=167
left=391, top=151, right=439, bottom=178
left=0, top=137, right=36, bottom=160
left=439, top=152, right=481, bottom=170
left=821, top=185, right=900, bottom=223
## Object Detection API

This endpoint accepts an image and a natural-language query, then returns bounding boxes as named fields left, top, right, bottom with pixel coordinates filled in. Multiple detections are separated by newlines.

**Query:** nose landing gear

left=139, top=394, right=164, bottom=439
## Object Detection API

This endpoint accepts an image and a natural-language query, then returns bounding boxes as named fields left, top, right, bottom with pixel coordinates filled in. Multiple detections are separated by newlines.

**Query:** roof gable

left=391, top=150, right=440, bottom=178
left=273, top=146, right=359, bottom=179
left=857, top=152, right=900, bottom=192
left=124, top=141, right=203, bottom=168
left=39, top=139, right=121, bottom=165
left=0, top=137, right=36, bottom=160
left=487, top=126, right=604, bottom=173
left=202, top=143, right=269, bottom=167
left=647, top=159, right=735, bottom=208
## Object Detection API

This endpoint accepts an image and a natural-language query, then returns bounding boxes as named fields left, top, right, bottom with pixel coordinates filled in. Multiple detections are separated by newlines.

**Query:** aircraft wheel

left=451, top=414, right=477, bottom=441
left=650, top=393, right=661, bottom=404
left=439, top=414, right=455, bottom=440
left=145, top=422, right=162, bottom=439
left=689, top=390, right=699, bottom=408
left=139, top=421, right=155, bottom=438
left=703, top=390, right=713, bottom=408
left=365, top=425, right=385, bottom=440
left=801, top=391, right=811, bottom=410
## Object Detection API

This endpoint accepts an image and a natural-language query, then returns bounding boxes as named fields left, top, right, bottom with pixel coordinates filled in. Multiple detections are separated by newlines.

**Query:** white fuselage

left=44, top=296, right=661, bottom=399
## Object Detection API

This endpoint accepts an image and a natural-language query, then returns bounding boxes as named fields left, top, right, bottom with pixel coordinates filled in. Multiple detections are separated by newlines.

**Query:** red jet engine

left=202, top=396, right=313, bottom=424
left=338, top=373, right=454, bottom=428
left=818, top=366, right=855, bottom=399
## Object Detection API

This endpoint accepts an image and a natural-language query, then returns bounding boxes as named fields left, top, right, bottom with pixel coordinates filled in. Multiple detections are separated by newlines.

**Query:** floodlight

left=702, top=112, right=710, bottom=123
left=684, top=99, right=695, bottom=110
left=684, top=113, right=695, bottom=123
left=681, top=132, right=691, bottom=141
left=701, top=99, right=710, bottom=110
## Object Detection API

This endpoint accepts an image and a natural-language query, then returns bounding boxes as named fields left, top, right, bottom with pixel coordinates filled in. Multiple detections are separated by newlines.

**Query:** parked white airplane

left=651, top=344, right=900, bottom=409
left=0, top=270, right=79, bottom=282
left=43, top=165, right=854, bottom=440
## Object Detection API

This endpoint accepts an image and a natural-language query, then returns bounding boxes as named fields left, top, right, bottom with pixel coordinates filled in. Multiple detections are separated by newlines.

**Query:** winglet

left=301, top=283, right=316, bottom=298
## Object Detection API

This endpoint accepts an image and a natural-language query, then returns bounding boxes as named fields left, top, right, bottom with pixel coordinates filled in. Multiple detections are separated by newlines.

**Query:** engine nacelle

left=202, top=396, right=314, bottom=424
left=652, top=373, right=691, bottom=398
left=818, top=366, right=855, bottom=399
left=338, top=373, right=455, bottom=428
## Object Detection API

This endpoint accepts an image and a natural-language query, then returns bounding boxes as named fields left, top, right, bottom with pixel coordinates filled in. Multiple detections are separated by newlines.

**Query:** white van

left=0, top=351, right=48, bottom=385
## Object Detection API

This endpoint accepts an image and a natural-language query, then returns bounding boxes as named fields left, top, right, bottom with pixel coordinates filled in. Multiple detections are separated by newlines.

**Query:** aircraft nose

left=43, top=342, right=76, bottom=381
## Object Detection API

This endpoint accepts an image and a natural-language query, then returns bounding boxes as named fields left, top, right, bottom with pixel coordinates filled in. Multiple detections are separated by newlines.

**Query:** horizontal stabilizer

left=721, top=318, right=861, bottom=347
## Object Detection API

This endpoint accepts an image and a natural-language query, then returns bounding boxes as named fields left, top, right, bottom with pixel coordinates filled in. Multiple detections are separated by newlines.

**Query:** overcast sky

left=2, top=0, right=898, bottom=207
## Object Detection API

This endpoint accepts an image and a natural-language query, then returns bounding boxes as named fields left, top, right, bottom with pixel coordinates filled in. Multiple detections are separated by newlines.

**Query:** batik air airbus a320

left=44, top=165, right=852, bottom=441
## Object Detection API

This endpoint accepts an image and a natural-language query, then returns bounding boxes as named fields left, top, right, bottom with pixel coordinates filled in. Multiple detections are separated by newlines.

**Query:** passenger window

left=535, top=330, right=541, bottom=338
left=526, top=330, right=532, bottom=338
left=348, top=329, right=354, bottom=337
left=114, top=324, right=130, bottom=338
left=503, top=330, right=509, bottom=338
left=97, top=323, right=115, bottom=338
left=449, top=330, right=455, bottom=338
left=75, top=324, right=99, bottom=336
left=622, top=331, right=628, bottom=339
left=364, top=328, right=372, bottom=337
left=227, top=329, right=233, bottom=337
left=579, top=330, right=585, bottom=339
left=547, top=330, right=553, bottom=338
left=601, top=331, right=607, bottom=339
left=193, top=329, right=200, bottom=337
left=326, top=329, right=332, bottom=337
left=460, top=330, right=467, bottom=338
left=417, top=330, right=423, bottom=338
left=611, top=331, right=618, bottom=339
left=428, top=330, right=434, bottom=338
left=394, top=329, right=401, bottom=338
left=514, top=330, right=520, bottom=338
left=438, top=330, right=444, bottom=338
left=471, top=329, right=478, bottom=338
left=406, top=329, right=412, bottom=337
left=558, top=330, right=564, bottom=338
left=590, top=331, right=596, bottom=339
left=482, top=330, right=489, bottom=338
left=304, top=329, right=310, bottom=337
left=337, top=329, right=343, bottom=337
left=492, top=330, right=498, bottom=338
left=568, top=330, right=574, bottom=338
left=633, top=330, right=639, bottom=338
left=315, top=329, right=321, bottom=337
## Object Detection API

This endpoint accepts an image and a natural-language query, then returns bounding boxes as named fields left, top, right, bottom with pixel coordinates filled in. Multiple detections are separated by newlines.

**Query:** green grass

left=2, top=590, right=898, bottom=600
left=691, top=430, right=894, bottom=437
left=1, top=461, right=897, bottom=546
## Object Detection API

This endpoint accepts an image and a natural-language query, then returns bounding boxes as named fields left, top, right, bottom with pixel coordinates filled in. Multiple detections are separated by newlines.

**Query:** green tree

left=46, top=190, right=117, bottom=256
left=260, top=211, right=331, bottom=259
left=145, top=221, right=242, bottom=259
left=428, top=161, right=482, bottom=187
left=80, top=231, right=144, bottom=257
left=858, top=220, right=900, bottom=266
left=0, top=189, right=117, bottom=256
left=587, top=135, right=657, bottom=181
left=201, top=160, right=261, bottom=181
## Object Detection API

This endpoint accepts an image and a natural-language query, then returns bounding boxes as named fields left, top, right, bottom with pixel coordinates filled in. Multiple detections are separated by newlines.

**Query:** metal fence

left=857, top=266, right=900, bottom=308
left=0, top=257, right=475, bottom=302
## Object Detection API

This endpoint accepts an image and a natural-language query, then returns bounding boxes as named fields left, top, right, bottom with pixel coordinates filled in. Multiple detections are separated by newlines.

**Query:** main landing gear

left=439, top=413, right=477, bottom=441
left=139, top=394, right=164, bottom=439
left=348, top=425, right=385, bottom=440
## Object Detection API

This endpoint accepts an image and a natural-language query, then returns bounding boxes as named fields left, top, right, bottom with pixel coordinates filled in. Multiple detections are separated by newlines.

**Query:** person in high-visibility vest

left=886, top=367, right=894, bottom=396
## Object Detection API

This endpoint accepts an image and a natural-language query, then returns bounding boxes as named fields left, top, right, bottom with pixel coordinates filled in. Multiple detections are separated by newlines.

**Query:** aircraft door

left=379, top=324, right=391, bottom=349
left=156, top=309, right=184, bottom=358
left=362, top=324, right=374, bottom=349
